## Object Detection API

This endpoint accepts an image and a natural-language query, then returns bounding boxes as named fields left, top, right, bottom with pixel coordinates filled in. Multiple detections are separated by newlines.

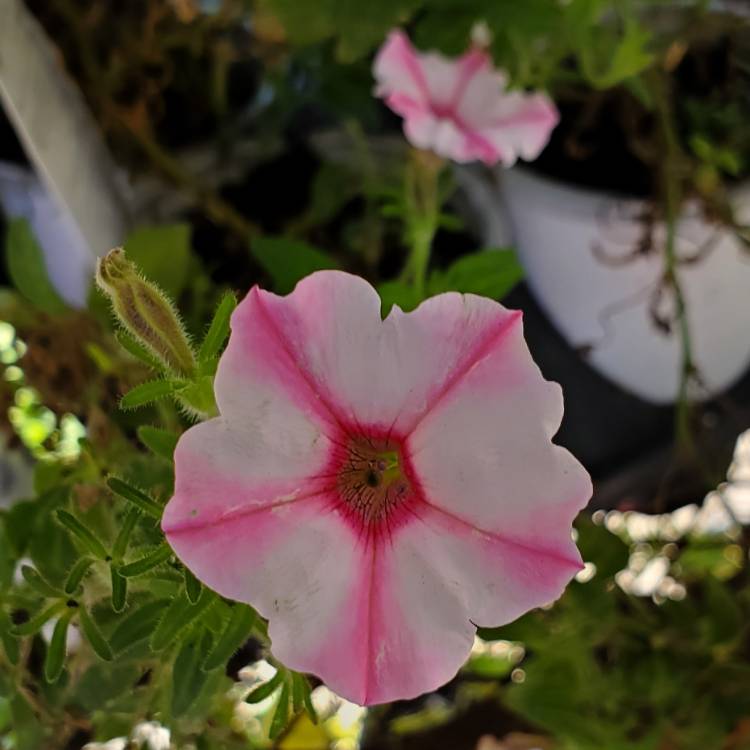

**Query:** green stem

left=401, top=151, right=443, bottom=297
left=651, top=71, right=694, bottom=453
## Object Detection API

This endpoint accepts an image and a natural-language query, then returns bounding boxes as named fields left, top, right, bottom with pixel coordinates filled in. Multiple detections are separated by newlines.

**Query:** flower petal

left=252, top=274, right=525, bottom=436
left=468, top=92, right=559, bottom=166
left=215, top=283, right=352, bottom=434
left=407, top=314, right=591, bottom=554
left=162, top=417, right=329, bottom=533
left=334, top=499, right=581, bottom=706
left=373, top=29, right=430, bottom=114
left=164, top=493, right=370, bottom=699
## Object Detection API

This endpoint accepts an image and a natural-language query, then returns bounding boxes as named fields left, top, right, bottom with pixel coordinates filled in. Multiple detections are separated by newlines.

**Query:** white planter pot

left=459, top=166, right=750, bottom=404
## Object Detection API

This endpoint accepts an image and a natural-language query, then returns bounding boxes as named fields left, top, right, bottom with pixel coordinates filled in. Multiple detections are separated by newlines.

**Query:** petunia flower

left=162, top=271, right=591, bottom=705
left=373, top=29, right=559, bottom=166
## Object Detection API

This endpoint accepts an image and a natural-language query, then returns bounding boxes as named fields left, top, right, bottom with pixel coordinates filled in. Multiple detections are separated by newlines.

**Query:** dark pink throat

left=333, top=434, right=416, bottom=535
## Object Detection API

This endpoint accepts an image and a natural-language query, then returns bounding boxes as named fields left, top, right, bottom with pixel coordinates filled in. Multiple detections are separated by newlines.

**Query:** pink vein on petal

left=392, top=32, right=431, bottom=102
left=404, top=309, right=522, bottom=437
left=162, top=488, right=325, bottom=535
left=449, top=49, right=488, bottom=111
left=421, top=499, right=583, bottom=570
left=361, top=543, right=378, bottom=705
left=252, top=288, right=351, bottom=435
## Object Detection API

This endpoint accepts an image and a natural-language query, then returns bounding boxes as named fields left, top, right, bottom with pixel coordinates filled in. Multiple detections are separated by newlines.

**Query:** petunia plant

left=3, top=3, right=750, bottom=749
left=162, top=269, right=591, bottom=705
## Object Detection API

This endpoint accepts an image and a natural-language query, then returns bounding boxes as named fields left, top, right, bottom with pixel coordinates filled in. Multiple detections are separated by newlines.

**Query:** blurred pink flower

left=162, top=271, right=590, bottom=705
left=373, top=29, right=558, bottom=166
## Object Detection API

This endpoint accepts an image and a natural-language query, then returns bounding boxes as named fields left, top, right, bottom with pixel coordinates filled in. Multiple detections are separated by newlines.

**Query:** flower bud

left=96, top=248, right=196, bottom=377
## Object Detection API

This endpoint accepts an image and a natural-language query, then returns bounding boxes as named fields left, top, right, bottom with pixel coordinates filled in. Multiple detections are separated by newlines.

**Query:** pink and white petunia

left=373, top=29, right=559, bottom=166
left=162, top=271, right=591, bottom=705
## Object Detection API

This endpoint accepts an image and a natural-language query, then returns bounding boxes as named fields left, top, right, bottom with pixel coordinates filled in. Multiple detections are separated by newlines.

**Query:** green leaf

left=11, top=601, right=68, bottom=636
left=301, top=676, right=318, bottom=724
left=4, top=219, right=68, bottom=314
left=704, top=576, right=742, bottom=643
left=72, top=663, right=141, bottom=714
left=249, top=236, right=338, bottom=294
left=120, top=378, right=186, bottom=410
left=44, top=610, right=74, bottom=682
left=78, top=606, right=113, bottom=661
left=579, top=19, right=654, bottom=89
left=119, top=544, right=172, bottom=577
left=245, top=669, right=284, bottom=703
left=112, top=508, right=141, bottom=562
left=56, top=510, right=109, bottom=560
left=575, top=519, right=629, bottom=579
left=378, top=280, right=422, bottom=316
left=20, top=565, right=61, bottom=598
left=184, top=568, right=202, bottom=604
left=291, top=672, right=306, bottom=714
left=110, top=567, right=127, bottom=613
left=115, top=331, right=165, bottom=372
left=107, top=477, right=163, bottom=519
left=137, top=426, right=179, bottom=462
left=123, top=224, right=192, bottom=299
left=428, top=249, right=524, bottom=299
left=150, top=590, right=216, bottom=652
left=0, top=612, right=19, bottom=665
left=172, top=634, right=209, bottom=716
left=269, top=680, right=290, bottom=739
left=109, top=599, right=170, bottom=654
left=202, top=604, right=256, bottom=672
left=261, top=0, right=422, bottom=61
left=198, top=292, right=236, bottom=366
left=64, top=557, right=95, bottom=595
left=8, top=692, right=45, bottom=750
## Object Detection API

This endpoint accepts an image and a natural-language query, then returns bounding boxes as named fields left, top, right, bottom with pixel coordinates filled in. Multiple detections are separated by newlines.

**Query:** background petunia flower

left=162, top=271, right=591, bottom=706
left=373, top=29, right=559, bottom=166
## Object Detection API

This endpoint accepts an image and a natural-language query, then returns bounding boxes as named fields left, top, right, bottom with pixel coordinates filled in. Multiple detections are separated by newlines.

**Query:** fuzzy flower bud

left=96, top=248, right=196, bottom=377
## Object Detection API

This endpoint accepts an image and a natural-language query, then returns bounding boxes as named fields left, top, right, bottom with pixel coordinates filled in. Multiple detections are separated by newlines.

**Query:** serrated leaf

left=150, top=590, right=215, bottom=652
left=20, top=565, right=62, bottom=598
left=137, top=426, right=179, bottom=462
left=109, top=599, right=170, bottom=654
left=56, top=510, right=109, bottom=560
left=110, top=568, right=127, bottom=613
left=184, top=568, right=202, bottom=603
left=202, top=604, right=256, bottom=672
left=112, top=508, right=141, bottom=562
left=270, top=680, right=291, bottom=739
left=245, top=669, right=284, bottom=703
left=120, top=379, right=186, bottom=410
left=5, top=219, right=68, bottom=314
left=64, top=557, right=94, bottom=595
left=10, top=601, right=67, bottom=636
left=44, top=610, right=74, bottom=682
left=198, top=292, right=236, bottom=366
left=119, top=544, right=172, bottom=577
left=107, top=477, right=163, bottom=519
left=249, top=236, right=338, bottom=294
left=78, top=606, right=113, bottom=661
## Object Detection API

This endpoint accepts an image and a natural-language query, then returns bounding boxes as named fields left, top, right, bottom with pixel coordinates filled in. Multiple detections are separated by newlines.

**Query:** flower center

left=335, top=436, right=412, bottom=527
